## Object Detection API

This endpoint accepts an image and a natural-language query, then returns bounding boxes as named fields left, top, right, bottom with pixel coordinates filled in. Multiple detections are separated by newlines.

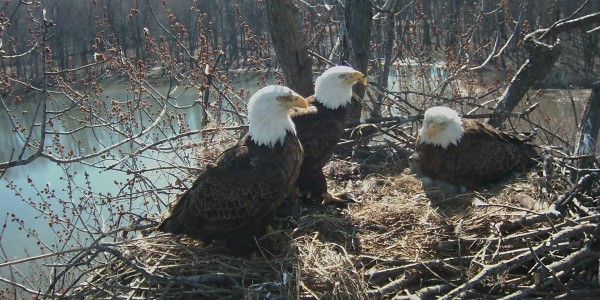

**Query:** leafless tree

left=0, top=0, right=599, bottom=298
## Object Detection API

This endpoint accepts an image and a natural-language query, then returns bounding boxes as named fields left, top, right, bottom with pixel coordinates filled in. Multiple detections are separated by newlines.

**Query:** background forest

left=3, top=0, right=599, bottom=89
left=0, top=0, right=599, bottom=298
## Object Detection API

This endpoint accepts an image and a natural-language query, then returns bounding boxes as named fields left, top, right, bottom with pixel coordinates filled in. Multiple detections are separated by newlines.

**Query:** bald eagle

left=291, top=66, right=367, bottom=204
left=158, top=85, right=307, bottom=254
left=415, top=106, right=538, bottom=191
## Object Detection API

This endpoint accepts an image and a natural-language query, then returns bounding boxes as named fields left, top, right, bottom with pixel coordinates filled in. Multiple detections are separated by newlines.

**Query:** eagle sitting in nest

left=412, top=106, right=539, bottom=192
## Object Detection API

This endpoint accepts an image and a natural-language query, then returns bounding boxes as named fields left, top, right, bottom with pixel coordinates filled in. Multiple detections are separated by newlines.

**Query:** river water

left=0, top=70, right=594, bottom=291
left=0, top=74, right=279, bottom=290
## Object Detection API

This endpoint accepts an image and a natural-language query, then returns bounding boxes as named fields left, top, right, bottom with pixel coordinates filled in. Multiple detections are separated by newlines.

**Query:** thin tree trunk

left=487, top=29, right=561, bottom=127
left=373, top=8, right=396, bottom=118
left=344, top=0, right=372, bottom=121
left=329, top=24, right=347, bottom=63
left=265, top=0, right=314, bottom=97
left=574, top=82, right=600, bottom=170
left=488, top=12, right=600, bottom=127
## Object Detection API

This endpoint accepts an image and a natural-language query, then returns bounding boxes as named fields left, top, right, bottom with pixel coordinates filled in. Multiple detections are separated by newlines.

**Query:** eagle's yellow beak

left=427, top=122, right=439, bottom=140
left=347, top=71, right=367, bottom=86
left=282, top=95, right=308, bottom=109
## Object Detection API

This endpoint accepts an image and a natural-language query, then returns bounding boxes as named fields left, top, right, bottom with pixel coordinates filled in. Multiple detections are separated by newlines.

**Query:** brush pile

left=67, top=140, right=600, bottom=299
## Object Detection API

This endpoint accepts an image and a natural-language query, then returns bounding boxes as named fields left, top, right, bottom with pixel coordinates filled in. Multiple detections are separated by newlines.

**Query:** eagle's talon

left=350, top=123, right=379, bottom=139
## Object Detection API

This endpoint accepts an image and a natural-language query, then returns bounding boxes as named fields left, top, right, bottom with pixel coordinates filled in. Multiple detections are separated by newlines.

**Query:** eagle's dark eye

left=277, top=96, right=284, bottom=101
left=440, top=121, right=447, bottom=126
left=338, top=74, right=345, bottom=79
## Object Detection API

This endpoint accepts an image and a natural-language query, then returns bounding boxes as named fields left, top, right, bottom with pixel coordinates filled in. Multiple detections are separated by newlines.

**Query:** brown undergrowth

left=69, top=147, right=600, bottom=299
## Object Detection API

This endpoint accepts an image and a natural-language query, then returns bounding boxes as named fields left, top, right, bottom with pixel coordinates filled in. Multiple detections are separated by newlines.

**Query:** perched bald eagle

left=291, top=66, right=367, bottom=204
left=158, top=85, right=307, bottom=254
left=415, top=106, right=538, bottom=191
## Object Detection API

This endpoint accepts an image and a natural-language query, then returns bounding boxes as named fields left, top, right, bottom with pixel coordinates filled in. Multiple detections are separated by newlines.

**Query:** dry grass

left=68, top=150, right=600, bottom=299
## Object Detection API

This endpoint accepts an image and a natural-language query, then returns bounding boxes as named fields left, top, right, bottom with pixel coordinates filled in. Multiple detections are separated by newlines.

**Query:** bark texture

left=574, top=82, right=600, bottom=169
left=344, top=0, right=373, bottom=121
left=487, top=30, right=561, bottom=127
left=488, top=12, right=600, bottom=127
left=265, top=0, right=314, bottom=97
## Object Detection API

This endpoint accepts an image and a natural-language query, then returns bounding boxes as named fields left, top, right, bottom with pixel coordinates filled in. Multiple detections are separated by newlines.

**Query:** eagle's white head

left=314, top=65, right=367, bottom=110
left=419, top=106, right=464, bottom=149
left=248, top=85, right=308, bottom=148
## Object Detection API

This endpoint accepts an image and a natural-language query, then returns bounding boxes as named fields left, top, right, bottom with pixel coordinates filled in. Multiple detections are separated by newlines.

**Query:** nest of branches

left=67, top=137, right=600, bottom=299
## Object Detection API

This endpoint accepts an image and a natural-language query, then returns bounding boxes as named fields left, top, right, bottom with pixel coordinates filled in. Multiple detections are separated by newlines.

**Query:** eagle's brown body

left=416, top=118, right=538, bottom=190
left=157, top=132, right=303, bottom=252
left=291, top=96, right=348, bottom=201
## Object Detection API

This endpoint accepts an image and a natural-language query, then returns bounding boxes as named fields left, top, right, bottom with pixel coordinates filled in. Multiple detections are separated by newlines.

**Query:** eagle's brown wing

left=157, top=137, right=293, bottom=241
left=291, top=100, right=347, bottom=199
left=417, top=119, right=537, bottom=190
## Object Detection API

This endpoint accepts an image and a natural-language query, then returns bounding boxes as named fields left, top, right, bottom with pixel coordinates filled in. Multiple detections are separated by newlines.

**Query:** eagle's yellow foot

left=321, top=192, right=358, bottom=205
left=350, top=123, right=379, bottom=139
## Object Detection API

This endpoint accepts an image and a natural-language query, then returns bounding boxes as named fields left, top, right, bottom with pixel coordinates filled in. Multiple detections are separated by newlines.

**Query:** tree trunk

left=344, top=0, right=372, bottom=121
left=265, top=0, right=314, bottom=97
left=574, top=82, right=600, bottom=170
left=487, top=29, right=562, bottom=128
left=488, top=12, right=600, bottom=127
left=224, top=2, right=239, bottom=65
left=373, top=9, right=396, bottom=118
left=329, top=23, right=348, bottom=63
left=422, top=0, right=432, bottom=51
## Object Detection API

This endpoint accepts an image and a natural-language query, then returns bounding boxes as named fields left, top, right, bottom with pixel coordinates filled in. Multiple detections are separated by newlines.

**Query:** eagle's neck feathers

left=248, top=103, right=296, bottom=148
left=315, top=76, right=353, bottom=110
left=419, top=115, right=464, bottom=149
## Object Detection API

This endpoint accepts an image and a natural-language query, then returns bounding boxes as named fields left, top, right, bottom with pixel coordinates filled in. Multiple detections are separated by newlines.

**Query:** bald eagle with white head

left=291, top=65, right=367, bottom=204
left=415, top=106, right=538, bottom=191
left=158, top=85, right=307, bottom=254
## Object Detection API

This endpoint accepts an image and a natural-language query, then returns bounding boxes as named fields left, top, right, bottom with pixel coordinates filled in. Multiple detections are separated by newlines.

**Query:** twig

left=366, top=248, right=529, bottom=284
left=0, top=275, right=61, bottom=298
left=367, top=272, right=420, bottom=299
left=394, top=283, right=453, bottom=300
left=500, top=245, right=600, bottom=300
left=499, top=172, right=599, bottom=233
left=0, top=224, right=154, bottom=269
left=439, top=223, right=599, bottom=300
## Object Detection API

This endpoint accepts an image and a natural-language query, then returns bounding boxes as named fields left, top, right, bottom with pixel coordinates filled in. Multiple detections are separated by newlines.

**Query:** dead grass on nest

left=294, top=236, right=367, bottom=299
left=68, top=155, right=600, bottom=299
left=348, top=172, right=446, bottom=260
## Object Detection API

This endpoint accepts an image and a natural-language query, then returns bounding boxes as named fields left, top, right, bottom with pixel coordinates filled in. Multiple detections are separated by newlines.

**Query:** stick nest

left=69, top=148, right=600, bottom=299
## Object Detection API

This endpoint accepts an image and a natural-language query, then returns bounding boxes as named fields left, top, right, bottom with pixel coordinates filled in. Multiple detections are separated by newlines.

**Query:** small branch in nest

left=526, top=240, right=568, bottom=292
left=439, top=223, right=599, bottom=300
left=438, top=225, right=557, bottom=252
left=414, top=283, right=454, bottom=299
left=555, top=288, right=600, bottom=299
left=473, top=198, right=546, bottom=215
left=500, top=245, right=600, bottom=300
left=499, top=172, right=599, bottom=233
left=366, top=248, right=529, bottom=285
left=366, top=271, right=420, bottom=299
left=346, top=114, right=420, bottom=128
left=394, top=284, right=453, bottom=300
